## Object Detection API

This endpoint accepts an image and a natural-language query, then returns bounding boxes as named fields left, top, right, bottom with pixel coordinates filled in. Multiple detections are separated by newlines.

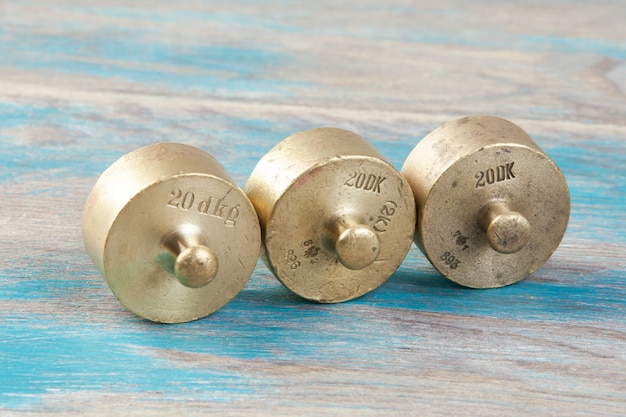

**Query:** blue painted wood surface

left=1, top=1, right=625, bottom=415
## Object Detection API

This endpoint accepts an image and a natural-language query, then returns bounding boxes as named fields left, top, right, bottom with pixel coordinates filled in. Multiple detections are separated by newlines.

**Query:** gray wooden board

left=0, top=1, right=625, bottom=416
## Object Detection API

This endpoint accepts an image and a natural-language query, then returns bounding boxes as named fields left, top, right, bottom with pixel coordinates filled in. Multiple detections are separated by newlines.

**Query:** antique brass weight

left=245, top=128, right=416, bottom=302
left=401, top=116, right=570, bottom=288
left=82, top=143, right=261, bottom=323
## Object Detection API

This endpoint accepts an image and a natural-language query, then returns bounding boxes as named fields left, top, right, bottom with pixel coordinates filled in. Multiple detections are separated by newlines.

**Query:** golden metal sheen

left=245, top=128, right=416, bottom=303
left=82, top=143, right=261, bottom=323
left=401, top=116, right=570, bottom=288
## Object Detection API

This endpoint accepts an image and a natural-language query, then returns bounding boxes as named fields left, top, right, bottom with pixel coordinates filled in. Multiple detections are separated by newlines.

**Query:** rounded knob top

left=174, top=245, right=219, bottom=288
left=246, top=133, right=416, bottom=303
left=83, top=143, right=261, bottom=323
left=401, top=116, right=570, bottom=288
left=334, top=225, right=381, bottom=270
left=485, top=211, right=531, bottom=254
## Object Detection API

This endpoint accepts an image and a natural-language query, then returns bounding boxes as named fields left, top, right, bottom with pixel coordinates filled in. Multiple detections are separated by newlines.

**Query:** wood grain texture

left=1, top=1, right=625, bottom=415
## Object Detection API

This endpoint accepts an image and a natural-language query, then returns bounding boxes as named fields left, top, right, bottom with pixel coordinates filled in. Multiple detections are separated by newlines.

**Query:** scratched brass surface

left=401, top=116, right=570, bottom=288
left=245, top=128, right=416, bottom=302
left=82, top=143, right=261, bottom=322
left=2, top=1, right=625, bottom=415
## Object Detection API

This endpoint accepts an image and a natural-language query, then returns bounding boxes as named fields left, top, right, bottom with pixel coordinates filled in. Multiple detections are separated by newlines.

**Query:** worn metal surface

left=1, top=1, right=625, bottom=416
left=245, top=128, right=415, bottom=302
left=82, top=143, right=261, bottom=322
left=402, top=116, right=570, bottom=288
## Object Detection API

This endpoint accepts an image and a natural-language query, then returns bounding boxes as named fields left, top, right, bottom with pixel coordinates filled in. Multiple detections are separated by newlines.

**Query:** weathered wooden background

left=1, top=1, right=625, bottom=415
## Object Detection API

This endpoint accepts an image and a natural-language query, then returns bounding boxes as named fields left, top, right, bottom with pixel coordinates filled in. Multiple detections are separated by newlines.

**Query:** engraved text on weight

left=373, top=200, right=398, bottom=232
left=475, top=162, right=515, bottom=188
left=344, top=171, right=386, bottom=193
left=167, top=189, right=239, bottom=226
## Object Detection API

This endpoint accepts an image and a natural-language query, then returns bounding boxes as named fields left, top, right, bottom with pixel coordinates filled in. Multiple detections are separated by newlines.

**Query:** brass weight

left=82, top=143, right=261, bottom=323
left=401, top=116, right=570, bottom=288
left=245, top=128, right=416, bottom=303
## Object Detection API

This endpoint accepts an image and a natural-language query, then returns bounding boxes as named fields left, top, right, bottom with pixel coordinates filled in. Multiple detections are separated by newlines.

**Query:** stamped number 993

left=440, top=251, right=461, bottom=269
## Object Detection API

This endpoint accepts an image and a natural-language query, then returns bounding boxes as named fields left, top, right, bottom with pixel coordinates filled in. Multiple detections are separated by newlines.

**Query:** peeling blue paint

left=0, top=316, right=253, bottom=408
left=360, top=262, right=626, bottom=323
left=1, top=1, right=625, bottom=412
left=0, top=30, right=308, bottom=96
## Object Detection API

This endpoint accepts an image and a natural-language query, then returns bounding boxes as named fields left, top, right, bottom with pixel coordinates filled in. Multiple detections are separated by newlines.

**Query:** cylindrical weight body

left=401, top=116, right=570, bottom=288
left=245, top=128, right=416, bottom=303
left=82, top=143, right=261, bottom=323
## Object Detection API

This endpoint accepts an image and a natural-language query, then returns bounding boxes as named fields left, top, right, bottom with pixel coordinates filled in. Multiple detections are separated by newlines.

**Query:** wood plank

left=1, top=1, right=625, bottom=415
